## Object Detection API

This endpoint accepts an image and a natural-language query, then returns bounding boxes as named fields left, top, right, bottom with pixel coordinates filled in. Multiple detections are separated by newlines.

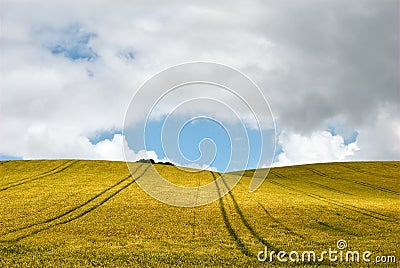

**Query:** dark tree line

left=137, top=159, right=175, bottom=166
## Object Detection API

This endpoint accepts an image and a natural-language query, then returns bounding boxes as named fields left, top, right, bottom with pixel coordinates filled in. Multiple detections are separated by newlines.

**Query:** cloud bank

left=1, top=0, right=398, bottom=167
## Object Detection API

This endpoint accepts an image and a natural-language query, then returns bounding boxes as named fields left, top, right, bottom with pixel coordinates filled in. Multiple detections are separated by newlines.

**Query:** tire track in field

left=0, top=191, right=83, bottom=225
left=270, top=171, right=287, bottom=179
left=272, top=170, right=353, bottom=195
left=49, top=165, right=150, bottom=226
left=228, top=172, right=383, bottom=238
left=340, top=164, right=398, bottom=179
left=304, top=181, right=353, bottom=195
left=2, top=163, right=144, bottom=235
left=0, top=160, right=75, bottom=186
left=382, top=162, right=399, bottom=168
left=1, top=164, right=149, bottom=242
left=227, top=174, right=317, bottom=243
left=190, top=170, right=201, bottom=239
left=316, top=221, right=359, bottom=236
left=0, top=160, right=79, bottom=191
left=267, top=172, right=390, bottom=233
left=211, top=172, right=252, bottom=257
left=271, top=178, right=396, bottom=221
left=268, top=179, right=399, bottom=223
left=332, top=210, right=388, bottom=232
left=307, top=167, right=400, bottom=196
left=212, top=172, right=280, bottom=257
left=257, top=184, right=368, bottom=237
left=352, top=181, right=400, bottom=195
left=217, top=173, right=279, bottom=251
left=306, top=168, right=330, bottom=178
left=231, top=171, right=389, bottom=234
left=235, top=170, right=398, bottom=223
left=257, top=203, right=307, bottom=240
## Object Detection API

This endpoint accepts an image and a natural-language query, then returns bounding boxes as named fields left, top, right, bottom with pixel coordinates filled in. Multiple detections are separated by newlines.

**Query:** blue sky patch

left=343, top=131, right=359, bottom=145
left=326, top=124, right=358, bottom=145
left=89, top=129, right=122, bottom=145
left=48, top=26, right=98, bottom=61
left=125, top=116, right=275, bottom=172
left=0, top=154, right=23, bottom=160
left=119, top=49, right=136, bottom=61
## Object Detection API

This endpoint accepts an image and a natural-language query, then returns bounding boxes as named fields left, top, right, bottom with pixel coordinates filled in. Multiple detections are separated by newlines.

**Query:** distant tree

left=158, top=161, right=175, bottom=166
left=137, top=159, right=155, bottom=164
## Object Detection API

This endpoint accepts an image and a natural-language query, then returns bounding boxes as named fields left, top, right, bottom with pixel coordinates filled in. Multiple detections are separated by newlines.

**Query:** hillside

left=0, top=160, right=399, bottom=267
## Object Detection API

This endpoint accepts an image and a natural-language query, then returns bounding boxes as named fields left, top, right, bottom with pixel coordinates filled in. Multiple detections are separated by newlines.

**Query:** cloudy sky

left=1, top=0, right=398, bottom=170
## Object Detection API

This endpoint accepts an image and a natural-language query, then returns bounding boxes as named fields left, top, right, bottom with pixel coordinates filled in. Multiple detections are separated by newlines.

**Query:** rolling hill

left=0, top=160, right=399, bottom=267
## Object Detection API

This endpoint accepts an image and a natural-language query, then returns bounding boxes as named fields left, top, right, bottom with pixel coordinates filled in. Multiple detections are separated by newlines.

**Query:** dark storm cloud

left=254, top=0, right=398, bottom=133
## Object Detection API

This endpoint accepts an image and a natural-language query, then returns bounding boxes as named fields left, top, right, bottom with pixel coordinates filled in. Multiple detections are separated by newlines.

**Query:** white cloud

left=21, top=127, right=158, bottom=162
left=347, top=106, right=400, bottom=161
left=273, top=131, right=359, bottom=167
left=0, top=0, right=398, bottom=167
left=186, top=162, right=218, bottom=172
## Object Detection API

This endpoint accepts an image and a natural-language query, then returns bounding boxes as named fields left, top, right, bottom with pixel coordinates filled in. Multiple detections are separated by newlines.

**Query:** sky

left=1, top=0, right=399, bottom=171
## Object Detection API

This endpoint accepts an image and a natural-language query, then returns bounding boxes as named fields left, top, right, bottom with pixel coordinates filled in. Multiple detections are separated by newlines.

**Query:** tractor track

left=265, top=172, right=390, bottom=232
left=190, top=171, right=202, bottom=239
left=257, top=203, right=306, bottom=240
left=270, top=171, right=287, bottom=179
left=0, top=160, right=80, bottom=191
left=316, top=221, right=359, bottom=236
left=340, top=164, right=398, bottom=179
left=212, top=172, right=252, bottom=257
left=1, top=164, right=149, bottom=242
left=352, top=181, right=399, bottom=195
left=212, top=172, right=280, bottom=258
left=218, top=173, right=279, bottom=251
left=302, top=180, right=353, bottom=195
left=306, top=168, right=331, bottom=178
left=1, top=160, right=77, bottom=186
left=382, top=162, right=399, bottom=168
left=272, top=170, right=353, bottom=195
left=226, top=174, right=317, bottom=242
left=268, top=180, right=399, bottom=223
left=259, top=189, right=384, bottom=236
left=0, top=191, right=83, bottom=225
left=2, top=163, right=144, bottom=235
left=306, top=167, right=400, bottom=196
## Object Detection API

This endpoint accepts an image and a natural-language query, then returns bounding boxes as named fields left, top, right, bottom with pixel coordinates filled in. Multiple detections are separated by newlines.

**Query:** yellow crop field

left=0, top=160, right=399, bottom=267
